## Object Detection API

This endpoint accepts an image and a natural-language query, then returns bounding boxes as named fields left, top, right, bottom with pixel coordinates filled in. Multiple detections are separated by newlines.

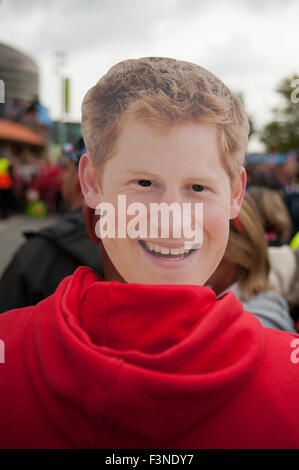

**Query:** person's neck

left=101, top=244, right=126, bottom=283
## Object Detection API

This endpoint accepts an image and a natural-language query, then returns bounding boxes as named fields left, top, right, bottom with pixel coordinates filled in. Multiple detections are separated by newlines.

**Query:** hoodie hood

left=23, top=266, right=263, bottom=448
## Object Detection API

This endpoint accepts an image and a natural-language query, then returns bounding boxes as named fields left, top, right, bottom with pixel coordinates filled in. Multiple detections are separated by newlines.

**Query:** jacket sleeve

left=0, top=247, right=30, bottom=313
left=0, top=237, right=78, bottom=313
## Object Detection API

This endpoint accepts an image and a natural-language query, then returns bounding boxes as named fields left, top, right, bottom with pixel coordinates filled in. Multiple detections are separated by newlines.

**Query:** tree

left=260, top=74, right=299, bottom=152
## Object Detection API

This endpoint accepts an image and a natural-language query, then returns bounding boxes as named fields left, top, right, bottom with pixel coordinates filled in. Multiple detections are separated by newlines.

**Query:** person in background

left=248, top=185, right=299, bottom=329
left=284, top=192, right=299, bottom=239
left=0, top=138, right=104, bottom=313
left=273, top=155, right=298, bottom=194
left=206, top=192, right=296, bottom=332
left=0, top=155, right=13, bottom=219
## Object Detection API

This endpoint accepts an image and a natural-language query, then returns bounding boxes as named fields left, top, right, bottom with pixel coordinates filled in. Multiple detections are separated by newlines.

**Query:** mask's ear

left=78, top=153, right=102, bottom=209
left=230, top=167, right=247, bottom=219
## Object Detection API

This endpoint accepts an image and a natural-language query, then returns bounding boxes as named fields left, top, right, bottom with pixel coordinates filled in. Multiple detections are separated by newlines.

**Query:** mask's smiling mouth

left=138, top=240, right=200, bottom=260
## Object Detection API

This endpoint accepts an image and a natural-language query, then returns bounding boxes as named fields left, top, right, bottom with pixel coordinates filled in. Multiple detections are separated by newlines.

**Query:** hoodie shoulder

left=242, top=289, right=297, bottom=333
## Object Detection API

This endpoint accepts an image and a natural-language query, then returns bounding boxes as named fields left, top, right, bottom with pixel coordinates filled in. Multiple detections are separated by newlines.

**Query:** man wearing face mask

left=0, top=58, right=299, bottom=449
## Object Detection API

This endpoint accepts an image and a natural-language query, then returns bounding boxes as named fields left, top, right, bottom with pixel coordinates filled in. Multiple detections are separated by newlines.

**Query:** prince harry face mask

left=79, top=122, right=246, bottom=285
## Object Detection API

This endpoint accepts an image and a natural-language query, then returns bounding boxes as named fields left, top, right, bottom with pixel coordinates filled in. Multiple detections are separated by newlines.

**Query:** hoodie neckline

left=24, top=266, right=264, bottom=448
left=79, top=275, right=217, bottom=355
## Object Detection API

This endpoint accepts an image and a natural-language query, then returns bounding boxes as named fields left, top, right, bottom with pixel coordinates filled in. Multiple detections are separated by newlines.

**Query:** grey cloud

left=172, top=0, right=296, bottom=14
left=2, top=0, right=176, bottom=55
left=2, top=0, right=296, bottom=59
left=200, top=34, right=269, bottom=79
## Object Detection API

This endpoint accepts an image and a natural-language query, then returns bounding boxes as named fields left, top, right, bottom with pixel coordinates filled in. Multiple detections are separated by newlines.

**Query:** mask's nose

left=142, top=192, right=204, bottom=248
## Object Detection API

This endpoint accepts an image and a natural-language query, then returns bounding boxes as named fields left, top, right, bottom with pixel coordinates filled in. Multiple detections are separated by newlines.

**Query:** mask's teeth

left=143, top=241, right=194, bottom=256
left=184, top=242, right=201, bottom=251
left=142, top=240, right=200, bottom=256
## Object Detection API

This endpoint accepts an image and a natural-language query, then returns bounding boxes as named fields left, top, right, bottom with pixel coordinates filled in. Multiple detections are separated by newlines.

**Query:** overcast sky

left=0, top=0, right=298, bottom=151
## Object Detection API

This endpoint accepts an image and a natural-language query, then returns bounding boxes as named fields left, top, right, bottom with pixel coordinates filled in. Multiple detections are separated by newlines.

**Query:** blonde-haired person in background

left=206, top=192, right=296, bottom=332
left=248, top=185, right=299, bottom=329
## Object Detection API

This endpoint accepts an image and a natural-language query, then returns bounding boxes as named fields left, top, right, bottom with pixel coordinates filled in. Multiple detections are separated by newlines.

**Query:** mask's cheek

left=104, top=233, right=143, bottom=280
left=202, top=201, right=230, bottom=266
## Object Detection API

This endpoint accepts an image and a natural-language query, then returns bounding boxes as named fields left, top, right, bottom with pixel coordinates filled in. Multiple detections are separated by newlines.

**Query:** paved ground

left=0, top=213, right=59, bottom=277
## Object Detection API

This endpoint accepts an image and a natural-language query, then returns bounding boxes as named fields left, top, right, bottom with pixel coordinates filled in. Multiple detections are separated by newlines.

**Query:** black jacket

left=0, top=207, right=104, bottom=313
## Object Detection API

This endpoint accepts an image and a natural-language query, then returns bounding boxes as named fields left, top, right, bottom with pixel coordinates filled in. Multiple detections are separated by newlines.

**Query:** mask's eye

left=192, top=184, right=204, bottom=192
left=138, top=179, right=152, bottom=187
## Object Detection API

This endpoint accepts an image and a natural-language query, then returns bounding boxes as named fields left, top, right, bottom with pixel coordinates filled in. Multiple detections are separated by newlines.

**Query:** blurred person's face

left=79, top=122, right=246, bottom=285
left=276, top=159, right=297, bottom=182
left=284, top=159, right=298, bottom=179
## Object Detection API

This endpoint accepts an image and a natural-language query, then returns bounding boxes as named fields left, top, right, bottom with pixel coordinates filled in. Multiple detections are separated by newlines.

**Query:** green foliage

left=260, top=74, right=299, bottom=152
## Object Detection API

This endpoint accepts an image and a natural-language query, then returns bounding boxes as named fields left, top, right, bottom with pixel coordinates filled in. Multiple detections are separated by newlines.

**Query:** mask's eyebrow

left=125, top=169, right=160, bottom=178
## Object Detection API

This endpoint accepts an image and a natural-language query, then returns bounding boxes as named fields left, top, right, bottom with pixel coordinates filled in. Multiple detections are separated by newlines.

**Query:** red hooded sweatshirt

left=0, top=265, right=299, bottom=449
